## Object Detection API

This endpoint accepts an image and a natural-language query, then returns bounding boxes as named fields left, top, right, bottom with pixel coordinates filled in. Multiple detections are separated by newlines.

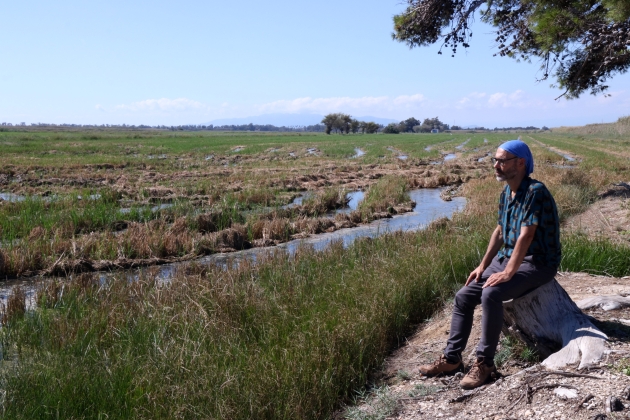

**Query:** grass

left=494, top=336, right=539, bottom=368
left=359, top=175, right=409, bottom=213
left=0, top=215, right=488, bottom=419
left=344, top=386, right=401, bottom=420
left=0, top=127, right=630, bottom=418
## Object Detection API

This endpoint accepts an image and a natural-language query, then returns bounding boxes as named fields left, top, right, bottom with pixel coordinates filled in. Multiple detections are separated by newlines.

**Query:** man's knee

left=454, top=286, right=480, bottom=311
left=480, top=287, right=504, bottom=308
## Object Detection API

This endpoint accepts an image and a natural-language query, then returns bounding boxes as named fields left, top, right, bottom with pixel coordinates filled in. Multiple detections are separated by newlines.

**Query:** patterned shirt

left=497, top=177, right=561, bottom=268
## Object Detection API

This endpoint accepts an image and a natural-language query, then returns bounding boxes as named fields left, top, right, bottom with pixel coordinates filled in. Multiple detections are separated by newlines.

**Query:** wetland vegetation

left=0, top=127, right=629, bottom=418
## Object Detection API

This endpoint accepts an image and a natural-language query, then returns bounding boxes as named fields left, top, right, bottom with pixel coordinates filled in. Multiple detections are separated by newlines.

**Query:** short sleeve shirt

left=497, top=177, right=561, bottom=268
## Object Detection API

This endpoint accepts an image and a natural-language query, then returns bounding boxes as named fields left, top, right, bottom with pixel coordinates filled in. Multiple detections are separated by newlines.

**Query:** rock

left=554, top=387, right=579, bottom=399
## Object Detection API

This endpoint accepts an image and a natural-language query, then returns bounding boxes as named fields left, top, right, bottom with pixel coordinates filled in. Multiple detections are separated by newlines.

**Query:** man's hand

left=482, top=271, right=513, bottom=288
left=465, top=266, right=485, bottom=286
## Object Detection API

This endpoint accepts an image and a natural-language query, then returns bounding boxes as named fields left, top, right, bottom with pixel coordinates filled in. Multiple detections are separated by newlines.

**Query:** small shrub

left=395, top=369, right=411, bottom=381
left=408, top=384, right=442, bottom=397
left=345, top=386, right=400, bottom=420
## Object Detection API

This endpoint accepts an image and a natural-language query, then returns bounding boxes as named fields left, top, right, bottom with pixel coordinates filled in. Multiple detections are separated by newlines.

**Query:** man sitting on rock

left=419, top=140, right=561, bottom=389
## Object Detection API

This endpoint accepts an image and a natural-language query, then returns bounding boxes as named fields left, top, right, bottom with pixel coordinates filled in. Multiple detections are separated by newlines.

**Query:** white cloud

left=256, top=94, right=425, bottom=115
left=457, top=92, right=486, bottom=106
left=393, top=94, right=425, bottom=106
left=487, top=90, right=525, bottom=107
left=115, top=98, right=208, bottom=112
left=455, top=90, right=542, bottom=110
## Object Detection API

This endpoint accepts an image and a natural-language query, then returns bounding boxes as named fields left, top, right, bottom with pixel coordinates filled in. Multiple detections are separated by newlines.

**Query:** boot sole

left=419, top=363, right=464, bottom=377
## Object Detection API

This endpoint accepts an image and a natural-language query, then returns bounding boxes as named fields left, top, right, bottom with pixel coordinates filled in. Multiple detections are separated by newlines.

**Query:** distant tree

left=322, top=113, right=338, bottom=135
left=322, top=113, right=353, bottom=134
left=339, top=114, right=352, bottom=134
left=364, top=122, right=381, bottom=134
left=414, top=117, right=449, bottom=133
left=383, top=123, right=400, bottom=134
left=400, top=117, right=421, bottom=133
left=350, top=119, right=360, bottom=134
left=450, top=125, right=462, bottom=131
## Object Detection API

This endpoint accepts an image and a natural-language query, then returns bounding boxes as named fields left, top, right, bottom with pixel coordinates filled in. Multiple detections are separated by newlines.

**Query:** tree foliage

left=399, top=117, right=421, bottom=133
left=322, top=113, right=380, bottom=134
left=413, top=117, right=450, bottom=132
left=392, top=0, right=630, bottom=99
left=383, top=123, right=401, bottom=134
left=361, top=121, right=381, bottom=134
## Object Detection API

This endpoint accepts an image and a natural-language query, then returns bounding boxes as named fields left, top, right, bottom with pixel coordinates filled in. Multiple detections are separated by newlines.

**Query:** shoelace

left=467, top=362, right=482, bottom=379
left=436, top=356, right=453, bottom=366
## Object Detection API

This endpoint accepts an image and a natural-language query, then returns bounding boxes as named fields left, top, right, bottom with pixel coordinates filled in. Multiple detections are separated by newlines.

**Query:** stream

left=0, top=187, right=466, bottom=305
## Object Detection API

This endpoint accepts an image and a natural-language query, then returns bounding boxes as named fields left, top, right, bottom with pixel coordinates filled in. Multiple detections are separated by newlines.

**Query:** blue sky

left=3, top=0, right=630, bottom=128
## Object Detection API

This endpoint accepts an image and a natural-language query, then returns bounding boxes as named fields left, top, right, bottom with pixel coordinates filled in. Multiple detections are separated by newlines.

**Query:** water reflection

left=455, top=139, right=470, bottom=150
left=282, top=188, right=465, bottom=253
left=352, top=148, right=366, bottom=158
left=0, top=193, right=25, bottom=202
left=336, top=191, right=365, bottom=214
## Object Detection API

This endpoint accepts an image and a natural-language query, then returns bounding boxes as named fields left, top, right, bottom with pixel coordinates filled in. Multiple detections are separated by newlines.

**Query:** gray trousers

left=444, top=255, right=557, bottom=363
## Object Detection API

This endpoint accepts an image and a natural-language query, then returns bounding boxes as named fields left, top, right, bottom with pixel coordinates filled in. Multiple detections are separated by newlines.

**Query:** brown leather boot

left=418, top=355, right=463, bottom=377
left=460, top=359, right=496, bottom=389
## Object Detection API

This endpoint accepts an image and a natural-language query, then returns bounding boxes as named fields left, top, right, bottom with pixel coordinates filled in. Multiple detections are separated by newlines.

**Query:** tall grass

left=359, top=175, right=409, bottom=213
left=553, top=115, right=630, bottom=137
left=0, top=215, right=488, bottom=419
left=560, top=234, right=630, bottom=277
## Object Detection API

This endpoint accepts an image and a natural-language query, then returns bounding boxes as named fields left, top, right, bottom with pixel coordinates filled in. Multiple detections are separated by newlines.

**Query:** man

left=419, top=140, right=561, bottom=389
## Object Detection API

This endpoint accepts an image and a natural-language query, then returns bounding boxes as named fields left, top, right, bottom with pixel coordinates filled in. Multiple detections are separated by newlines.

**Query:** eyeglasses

left=491, top=157, right=518, bottom=166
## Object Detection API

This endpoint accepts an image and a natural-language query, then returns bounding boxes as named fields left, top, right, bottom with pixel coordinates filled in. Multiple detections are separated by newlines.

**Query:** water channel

left=455, top=139, right=470, bottom=150
left=0, top=187, right=466, bottom=306
left=0, top=193, right=25, bottom=202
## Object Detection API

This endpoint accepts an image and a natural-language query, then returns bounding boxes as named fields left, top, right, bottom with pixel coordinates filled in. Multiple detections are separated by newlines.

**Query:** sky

left=3, top=0, right=630, bottom=128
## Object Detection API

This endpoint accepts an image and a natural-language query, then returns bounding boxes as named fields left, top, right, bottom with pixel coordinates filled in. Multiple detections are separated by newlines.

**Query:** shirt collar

left=507, top=176, right=532, bottom=197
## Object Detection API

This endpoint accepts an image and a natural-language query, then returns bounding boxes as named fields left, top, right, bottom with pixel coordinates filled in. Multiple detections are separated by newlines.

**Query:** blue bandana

left=498, top=140, right=534, bottom=175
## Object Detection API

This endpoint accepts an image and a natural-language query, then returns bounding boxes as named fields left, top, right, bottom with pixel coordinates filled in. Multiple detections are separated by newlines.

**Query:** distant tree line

left=2, top=120, right=549, bottom=133
left=491, top=126, right=547, bottom=131
left=1, top=123, right=328, bottom=132
left=382, top=117, right=450, bottom=134
left=320, top=114, right=456, bottom=135
left=320, top=113, right=381, bottom=134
